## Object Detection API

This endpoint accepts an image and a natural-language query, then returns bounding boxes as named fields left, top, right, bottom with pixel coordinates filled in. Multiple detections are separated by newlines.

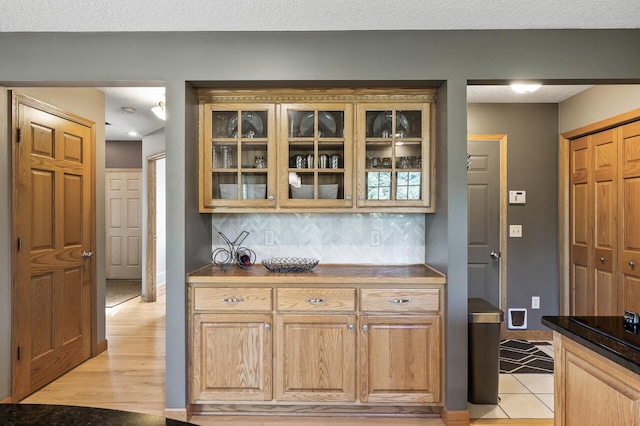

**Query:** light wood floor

left=22, top=291, right=553, bottom=426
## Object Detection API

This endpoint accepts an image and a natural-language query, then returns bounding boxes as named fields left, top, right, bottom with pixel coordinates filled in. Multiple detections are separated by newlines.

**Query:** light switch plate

left=510, top=225, right=523, bottom=237
left=509, top=190, right=526, bottom=204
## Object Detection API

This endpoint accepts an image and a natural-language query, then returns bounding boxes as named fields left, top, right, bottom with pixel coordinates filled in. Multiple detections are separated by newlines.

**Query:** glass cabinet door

left=279, top=103, right=353, bottom=207
left=201, top=103, right=276, bottom=210
left=357, top=103, right=432, bottom=208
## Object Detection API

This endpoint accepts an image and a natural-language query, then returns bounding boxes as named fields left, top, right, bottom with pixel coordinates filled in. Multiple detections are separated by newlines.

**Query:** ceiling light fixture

left=127, top=131, right=139, bottom=137
left=121, top=106, right=136, bottom=114
left=151, top=101, right=166, bottom=120
left=510, top=83, right=542, bottom=94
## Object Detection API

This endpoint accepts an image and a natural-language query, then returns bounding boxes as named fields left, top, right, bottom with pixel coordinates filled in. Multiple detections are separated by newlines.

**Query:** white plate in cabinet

left=277, top=288, right=356, bottom=312
left=360, top=289, right=440, bottom=313
left=193, top=287, right=272, bottom=312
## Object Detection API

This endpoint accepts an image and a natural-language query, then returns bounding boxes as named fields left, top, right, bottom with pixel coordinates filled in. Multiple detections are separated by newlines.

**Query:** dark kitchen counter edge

left=542, top=316, right=640, bottom=375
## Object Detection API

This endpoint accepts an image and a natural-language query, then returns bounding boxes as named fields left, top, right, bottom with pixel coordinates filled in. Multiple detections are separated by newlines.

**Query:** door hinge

left=16, top=128, right=21, bottom=143
left=17, top=346, right=22, bottom=361
left=17, top=237, right=22, bottom=252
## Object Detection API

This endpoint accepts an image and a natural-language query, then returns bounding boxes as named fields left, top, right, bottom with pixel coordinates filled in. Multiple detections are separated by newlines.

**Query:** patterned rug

left=500, top=339, right=554, bottom=374
left=106, top=280, right=141, bottom=308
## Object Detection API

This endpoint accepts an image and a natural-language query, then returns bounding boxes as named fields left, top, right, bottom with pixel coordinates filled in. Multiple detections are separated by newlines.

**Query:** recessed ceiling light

left=127, top=131, right=139, bottom=137
left=121, top=106, right=136, bottom=114
left=511, top=83, right=542, bottom=94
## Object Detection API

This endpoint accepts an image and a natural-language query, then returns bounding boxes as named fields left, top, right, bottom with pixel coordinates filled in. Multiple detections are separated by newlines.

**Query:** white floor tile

left=536, top=393, right=554, bottom=412
left=468, top=402, right=509, bottom=419
left=499, top=374, right=529, bottom=393
left=538, top=345, right=555, bottom=358
left=498, top=393, right=554, bottom=418
left=513, top=373, right=555, bottom=394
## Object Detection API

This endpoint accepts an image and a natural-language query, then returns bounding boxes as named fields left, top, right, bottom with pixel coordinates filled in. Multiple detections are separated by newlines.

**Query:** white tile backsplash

left=211, top=213, right=425, bottom=265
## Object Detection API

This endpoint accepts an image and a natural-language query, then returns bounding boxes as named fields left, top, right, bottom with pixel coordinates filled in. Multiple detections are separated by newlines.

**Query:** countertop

left=187, top=263, right=446, bottom=285
left=542, top=316, right=640, bottom=375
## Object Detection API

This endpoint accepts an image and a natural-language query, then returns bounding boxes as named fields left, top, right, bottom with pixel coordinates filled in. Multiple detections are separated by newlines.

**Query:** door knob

left=82, top=251, right=94, bottom=259
left=490, top=251, right=501, bottom=259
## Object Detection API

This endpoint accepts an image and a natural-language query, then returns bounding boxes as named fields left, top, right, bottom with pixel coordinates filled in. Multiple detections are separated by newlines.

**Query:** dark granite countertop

left=0, top=404, right=195, bottom=426
left=542, top=316, right=640, bottom=375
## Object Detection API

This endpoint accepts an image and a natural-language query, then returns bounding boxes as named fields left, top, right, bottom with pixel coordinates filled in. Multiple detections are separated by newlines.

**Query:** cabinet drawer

left=193, top=287, right=272, bottom=312
left=277, top=288, right=356, bottom=312
left=360, top=289, right=440, bottom=313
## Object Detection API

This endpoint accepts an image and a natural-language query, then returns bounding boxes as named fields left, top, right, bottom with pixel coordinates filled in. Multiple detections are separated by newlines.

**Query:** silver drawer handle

left=221, top=297, right=245, bottom=303
left=305, top=298, right=326, bottom=304
left=388, top=298, right=412, bottom=304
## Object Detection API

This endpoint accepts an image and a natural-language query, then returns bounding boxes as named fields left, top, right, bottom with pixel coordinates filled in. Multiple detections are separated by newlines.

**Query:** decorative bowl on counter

left=262, top=257, right=319, bottom=273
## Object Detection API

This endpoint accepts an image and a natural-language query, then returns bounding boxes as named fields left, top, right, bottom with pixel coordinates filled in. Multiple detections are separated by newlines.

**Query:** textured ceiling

left=0, top=0, right=638, bottom=32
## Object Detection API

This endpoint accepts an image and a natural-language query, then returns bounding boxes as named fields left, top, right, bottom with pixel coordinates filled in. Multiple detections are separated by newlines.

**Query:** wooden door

left=105, top=169, right=142, bottom=279
left=467, top=139, right=501, bottom=307
left=275, top=314, right=356, bottom=402
left=592, top=129, right=618, bottom=315
left=12, top=95, right=95, bottom=400
left=190, top=313, right=272, bottom=402
left=619, top=121, right=640, bottom=313
left=570, top=135, right=593, bottom=315
left=359, top=315, right=440, bottom=403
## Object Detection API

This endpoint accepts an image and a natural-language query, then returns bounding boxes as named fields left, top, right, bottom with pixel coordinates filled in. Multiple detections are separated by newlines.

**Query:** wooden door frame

left=144, top=152, right=165, bottom=302
left=11, top=93, right=97, bottom=397
left=467, top=134, right=508, bottom=318
left=559, top=107, right=640, bottom=316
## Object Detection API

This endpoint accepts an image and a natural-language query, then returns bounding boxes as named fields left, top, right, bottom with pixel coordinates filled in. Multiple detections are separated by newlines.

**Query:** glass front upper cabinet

left=201, top=103, right=276, bottom=210
left=279, top=103, right=354, bottom=208
left=357, top=103, right=432, bottom=209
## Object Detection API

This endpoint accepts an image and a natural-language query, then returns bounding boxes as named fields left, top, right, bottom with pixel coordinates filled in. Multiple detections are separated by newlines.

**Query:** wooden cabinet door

left=190, top=313, right=272, bottom=402
left=360, top=315, right=441, bottom=404
left=275, top=314, right=356, bottom=402
left=619, top=121, right=640, bottom=314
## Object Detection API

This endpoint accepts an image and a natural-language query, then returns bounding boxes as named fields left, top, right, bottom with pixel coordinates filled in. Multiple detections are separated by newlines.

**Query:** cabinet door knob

left=631, top=261, right=636, bottom=268
left=600, top=257, right=605, bottom=263
left=362, top=324, right=368, bottom=331
left=358, top=195, right=364, bottom=201
left=264, top=323, right=271, bottom=330
left=345, top=195, right=352, bottom=201
left=268, top=195, right=275, bottom=201
left=348, top=324, right=354, bottom=330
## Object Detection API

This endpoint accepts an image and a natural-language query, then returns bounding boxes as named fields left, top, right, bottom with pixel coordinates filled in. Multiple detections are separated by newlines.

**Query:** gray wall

left=0, top=88, right=10, bottom=398
left=105, top=140, right=143, bottom=168
left=468, top=103, right=560, bottom=330
left=1, top=30, right=640, bottom=412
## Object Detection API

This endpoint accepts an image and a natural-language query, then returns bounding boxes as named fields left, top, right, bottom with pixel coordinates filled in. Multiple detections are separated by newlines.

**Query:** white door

left=106, top=169, right=142, bottom=279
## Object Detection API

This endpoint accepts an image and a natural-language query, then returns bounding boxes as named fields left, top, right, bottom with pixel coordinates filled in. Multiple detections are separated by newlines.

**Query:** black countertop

left=542, top=316, right=640, bottom=375
left=0, top=404, right=195, bottom=426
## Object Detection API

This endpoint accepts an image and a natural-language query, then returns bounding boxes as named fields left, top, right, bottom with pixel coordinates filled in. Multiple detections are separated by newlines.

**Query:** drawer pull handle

left=305, top=298, right=327, bottom=304
left=388, top=298, right=412, bottom=304
left=221, top=297, right=245, bottom=303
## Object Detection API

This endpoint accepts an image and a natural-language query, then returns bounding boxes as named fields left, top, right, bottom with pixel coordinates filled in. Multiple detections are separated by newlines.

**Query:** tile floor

left=468, top=341, right=555, bottom=419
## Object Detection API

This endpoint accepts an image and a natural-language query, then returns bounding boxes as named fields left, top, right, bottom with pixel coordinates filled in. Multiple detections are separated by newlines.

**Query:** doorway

left=467, top=134, right=508, bottom=314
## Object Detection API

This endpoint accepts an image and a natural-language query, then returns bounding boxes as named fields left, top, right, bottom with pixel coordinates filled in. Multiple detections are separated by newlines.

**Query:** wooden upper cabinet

left=198, top=88, right=436, bottom=213
left=200, top=103, right=277, bottom=212
left=278, top=103, right=354, bottom=208
left=356, top=102, right=435, bottom=211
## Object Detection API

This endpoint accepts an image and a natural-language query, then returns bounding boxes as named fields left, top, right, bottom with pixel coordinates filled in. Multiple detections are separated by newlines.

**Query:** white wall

left=559, top=85, right=640, bottom=133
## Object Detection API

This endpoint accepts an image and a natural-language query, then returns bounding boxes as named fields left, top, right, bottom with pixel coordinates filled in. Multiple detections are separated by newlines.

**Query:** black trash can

left=468, top=297, right=504, bottom=404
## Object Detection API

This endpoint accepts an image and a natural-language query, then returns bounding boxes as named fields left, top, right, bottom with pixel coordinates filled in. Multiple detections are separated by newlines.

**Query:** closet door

left=619, top=121, right=640, bottom=314
left=570, top=135, right=593, bottom=315
left=592, top=129, right=618, bottom=315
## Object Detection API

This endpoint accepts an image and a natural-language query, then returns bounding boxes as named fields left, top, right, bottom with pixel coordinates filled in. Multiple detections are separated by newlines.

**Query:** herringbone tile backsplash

left=212, top=214, right=425, bottom=264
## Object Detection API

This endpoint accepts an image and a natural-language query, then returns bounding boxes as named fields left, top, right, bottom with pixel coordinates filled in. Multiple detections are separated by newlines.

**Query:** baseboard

left=164, top=407, right=188, bottom=421
left=96, top=339, right=108, bottom=355
left=1, top=397, right=12, bottom=404
left=441, top=407, right=470, bottom=425
left=504, top=330, right=553, bottom=341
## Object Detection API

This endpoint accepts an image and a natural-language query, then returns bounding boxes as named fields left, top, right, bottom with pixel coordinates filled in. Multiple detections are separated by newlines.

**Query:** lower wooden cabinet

left=360, top=315, right=441, bottom=403
left=190, top=313, right=272, bottom=402
left=187, top=265, right=446, bottom=414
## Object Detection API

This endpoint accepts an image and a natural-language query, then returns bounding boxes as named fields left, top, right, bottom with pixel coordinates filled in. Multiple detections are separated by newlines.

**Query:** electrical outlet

left=532, top=296, right=540, bottom=309
left=265, top=230, right=275, bottom=246
left=370, top=230, right=381, bottom=247
left=509, top=225, right=523, bottom=238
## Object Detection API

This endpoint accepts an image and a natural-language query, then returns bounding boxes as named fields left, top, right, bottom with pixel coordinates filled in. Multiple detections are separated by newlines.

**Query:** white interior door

left=106, top=169, right=142, bottom=279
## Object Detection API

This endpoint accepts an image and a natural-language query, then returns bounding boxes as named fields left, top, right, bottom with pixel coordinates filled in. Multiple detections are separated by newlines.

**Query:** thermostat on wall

left=509, top=190, right=526, bottom=204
